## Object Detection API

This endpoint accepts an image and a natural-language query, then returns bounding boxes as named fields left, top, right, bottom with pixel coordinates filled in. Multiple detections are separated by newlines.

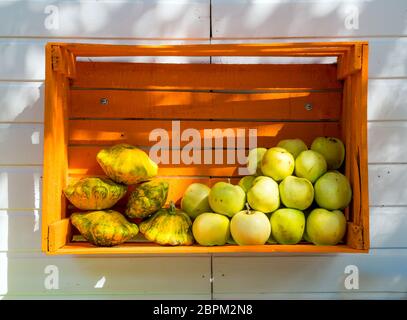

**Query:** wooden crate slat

left=68, top=120, right=340, bottom=146
left=70, top=90, right=341, bottom=121
left=72, top=62, right=342, bottom=91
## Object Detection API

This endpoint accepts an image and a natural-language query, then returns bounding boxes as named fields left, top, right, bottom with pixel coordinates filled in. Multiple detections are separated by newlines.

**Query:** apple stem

left=245, top=203, right=251, bottom=214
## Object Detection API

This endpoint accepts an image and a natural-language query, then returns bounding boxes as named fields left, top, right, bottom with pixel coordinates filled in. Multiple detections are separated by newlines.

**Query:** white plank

left=212, top=0, right=407, bottom=38
left=369, top=164, right=407, bottom=206
left=0, top=211, right=41, bottom=252
left=0, top=0, right=209, bottom=39
left=371, top=207, right=407, bottom=249
left=213, top=253, right=407, bottom=299
left=0, top=124, right=43, bottom=165
left=1, top=253, right=211, bottom=297
left=0, top=38, right=405, bottom=80
left=211, top=38, right=407, bottom=79
left=368, top=79, right=407, bottom=121
left=0, top=82, right=44, bottom=122
left=368, top=122, right=407, bottom=163
left=0, top=39, right=210, bottom=81
left=0, top=166, right=42, bottom=210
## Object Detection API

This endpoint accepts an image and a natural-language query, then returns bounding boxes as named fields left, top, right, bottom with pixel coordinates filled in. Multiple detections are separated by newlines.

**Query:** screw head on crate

left=100, top=97, right=109, bottom=105
left=304, top=103, right=313, bottom=111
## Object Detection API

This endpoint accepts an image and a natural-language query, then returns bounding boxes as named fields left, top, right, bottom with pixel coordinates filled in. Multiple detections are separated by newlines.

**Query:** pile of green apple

left=181, top=137, right=352, bottom=247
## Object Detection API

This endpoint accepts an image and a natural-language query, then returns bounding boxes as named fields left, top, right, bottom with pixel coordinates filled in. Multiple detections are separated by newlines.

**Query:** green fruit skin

left=270, top=208, right=305, bottom=245
left=230, top=210, right=271, bottom=245
left=126, top=180, right=169, bottom=219
left=314, top=171, right=352, bottom=210
left=277, top=139, right=308, bottom=159
left=96, top=144, right=158, bottom=185
left=247, top=176, right=280, bottom=213
left=247, top=148, right=267, bottom=175
left=279, top=176, right=314, bottom=210
left=181, top=183, right=212, bottom=219
left=192, top=213, right=230, bottom=246
left=306, top=208, right=347, bottom=245
left=295, top=150, right=328, bottom=183
left=64, top=177, right=127, bottom=210
left=238, top=176, right=256, bottom=193
left=311, top=137, right=345, bottom=170
left=208, top=182, right=246, bottom=217
left=261, top=147, right=295, bottom=182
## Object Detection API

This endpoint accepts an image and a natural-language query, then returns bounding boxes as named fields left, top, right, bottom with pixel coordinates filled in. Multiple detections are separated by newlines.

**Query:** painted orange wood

left=72, top=62, right=342, bottom=91
left=48, top=218, right=71, bottom=252
left=68, top=120, right=340, bottom=147
left=42, top=44, right=70, bottom=252
left=360, top=44, right=370, bottom=250
left=60, top=42, right=366, bottom=58
left=50, top=242, right=367, bottom=255
left=70, top=90, right=341, bottom=121
left=43, top=41, right=369, bottom=254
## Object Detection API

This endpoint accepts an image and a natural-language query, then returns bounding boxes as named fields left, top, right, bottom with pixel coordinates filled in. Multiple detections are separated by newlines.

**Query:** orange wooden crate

left=42, top=42, right=369, bottom=255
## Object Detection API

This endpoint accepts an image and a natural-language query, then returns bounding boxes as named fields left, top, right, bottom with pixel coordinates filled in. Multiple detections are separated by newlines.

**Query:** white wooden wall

left=0, top=0, right=406, bottom=300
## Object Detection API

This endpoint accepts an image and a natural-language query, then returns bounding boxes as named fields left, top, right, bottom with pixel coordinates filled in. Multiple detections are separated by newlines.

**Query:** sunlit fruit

left=230, top=207, right=271, bottom=245
left=311, top=137, right=345, bottom=170
left=261, top=147, right=295, bottom=181
left=277, top=138, right=308, bottom=159
left=247, top=148, right=267, bottom=175
left=181, top=183, right=212, bottom=219
left=306, top=208, right=347, bottom=245
left=208, top=182, right=246, bottom=217
left=295, top=150, right=327, bottom=183
left=279, top=176, right=314, bottom=210
left=314, top=171, right=352, bottom=210
left=192, top=212, right=230, bottom=246
left=238, top=175, right=256, bottom=193
left=247, top=176, right=280, bottom=213
left=270, top=208, right=305, bottom=245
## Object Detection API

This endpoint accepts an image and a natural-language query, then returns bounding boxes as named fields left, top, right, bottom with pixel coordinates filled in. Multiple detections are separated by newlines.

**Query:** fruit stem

left=245, top=203, right=252, bottom=215
left=169, top=201, right=176, bottom=214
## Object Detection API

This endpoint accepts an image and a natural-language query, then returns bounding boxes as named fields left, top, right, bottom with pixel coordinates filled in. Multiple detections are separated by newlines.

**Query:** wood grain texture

left=212, top=0, right=407, bottom=38
left=68, top=120, right=340, bottom=146
left=70, top=90, right=341, bottom=121
left=1, top=253, right=211, bottom=297
left=0, top=0, right=210, bottom=39
left=0, top=211, right=41, bottom=252
left=72, top=62, right=342, bottom=90
left=212, top=253, right=407, bottom=297
left=0, top=124, right=43, bottom=165
left=0, top=166, right=42, bottom=210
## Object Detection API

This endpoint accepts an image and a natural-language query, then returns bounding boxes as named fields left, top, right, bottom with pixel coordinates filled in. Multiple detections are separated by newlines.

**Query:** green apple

left=181, top=183, right=212, bottom=219
left=261, top=147, right=294, bottom=181
left=247, top=176, right=280, bottom=213
left=208, top=182, right=246, bottom=217
left=247, top=148, right=267, bottom=175
left=277, top=138, right=308, bottom=159
left=314, top=171, right=352, bottom=210
left=270, top=208, right=305, bottom=245
left=311, top=137, right=345, bottom=170
left=279, top=176, right=314, bottom=210
left=238, top=175, right=256, bottom=193
left=230, top=207, right=271, bottom=245
left=192, top=212, right=230, bottom=246
left=306, top=208, right=347, bottom=245
left=295, top=150, right=327, bottom=183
